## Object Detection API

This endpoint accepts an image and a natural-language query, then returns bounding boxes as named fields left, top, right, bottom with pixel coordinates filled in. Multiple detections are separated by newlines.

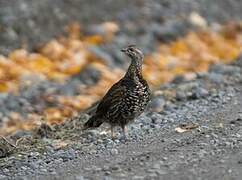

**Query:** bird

left=83, top=45, right=151, bottom=139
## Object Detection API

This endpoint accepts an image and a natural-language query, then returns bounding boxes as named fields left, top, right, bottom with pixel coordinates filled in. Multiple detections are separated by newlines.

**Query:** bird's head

left=121, top=45, right=144, bottom=62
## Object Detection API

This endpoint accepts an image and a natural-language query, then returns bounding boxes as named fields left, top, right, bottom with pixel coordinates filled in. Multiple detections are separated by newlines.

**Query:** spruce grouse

left=83, top=45, right=151, bottom=139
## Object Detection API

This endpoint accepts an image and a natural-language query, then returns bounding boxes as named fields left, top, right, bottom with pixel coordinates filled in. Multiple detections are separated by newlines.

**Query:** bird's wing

left=95, top=80, right=127, bottom=115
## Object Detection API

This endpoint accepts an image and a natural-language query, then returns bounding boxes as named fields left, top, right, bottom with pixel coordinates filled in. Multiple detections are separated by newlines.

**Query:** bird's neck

left=125, top=58, right=143, bottom=80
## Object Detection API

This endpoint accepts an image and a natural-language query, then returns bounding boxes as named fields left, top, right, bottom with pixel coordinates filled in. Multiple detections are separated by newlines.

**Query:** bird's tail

left=82, top=114, right=103, bottom=130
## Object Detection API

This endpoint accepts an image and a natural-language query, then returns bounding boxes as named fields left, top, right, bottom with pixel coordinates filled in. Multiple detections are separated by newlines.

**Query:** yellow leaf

left=0, top=83, right=9, bottom=92
left=83, top=35, right=104, bottom=44
left=28, top=55, right=55, bottom=74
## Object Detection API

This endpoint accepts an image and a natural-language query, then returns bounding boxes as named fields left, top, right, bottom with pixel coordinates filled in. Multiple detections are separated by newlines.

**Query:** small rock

left=153, top=163, right=161, bottom=169
left=150, top=113, right=163, bottom=124
left=190, top=87, right=209, bottom=99
left=197, top=87, right=209, bottom=98
left=104, top=171, right=111, bottom=175
left=176, top=91, right=187, bottom=101
left=164, top=103, right=176, bottom=112
left=151, top=20, right=190, bottom=42
left=173, top=73, right=197, bottom=83
left=133, top=175, right=145, bottom=180
left=208, top=73, right=224, bottom=84
left=0, top=175, right=7, bottom=179
left=147, top=173, right=158, bottom=178
left=90, top=149, right=97, bottom=154
left=82, top=129, right=99, bottom=140
left=189, top=11, right=207, bottom=28
left=2, top=168, right=10, bottom=173
left=210, top=64, right=240, bottom=75
left=54, top=149, right=75, bottom=162
left=40, top=168, right=48, bottom=172
left=138, top=115, right=152, bottom=125
left=94, top=167, right=102, bottom=172
left=75, top=175, right=85, bottom=180
left=156, top=169, right=167, bottom=175
left=148, top=96, right=165, bottom=112
left=111, top=165, right=120, bottom=171
left=110, top=148, right=118, bottom=155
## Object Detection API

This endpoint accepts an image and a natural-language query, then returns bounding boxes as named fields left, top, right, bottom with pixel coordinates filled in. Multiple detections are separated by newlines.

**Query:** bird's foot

left=119, top=134, right=127, bottom=142
left=120, top=126, right=128, bottom=142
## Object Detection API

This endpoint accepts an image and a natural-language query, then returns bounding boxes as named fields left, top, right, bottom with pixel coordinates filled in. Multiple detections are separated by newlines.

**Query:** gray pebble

left=208, top=73, right=224, bottom=84
left=148, top=96, right=166, bottom=112
left=110, top=148, right=118, bottom=155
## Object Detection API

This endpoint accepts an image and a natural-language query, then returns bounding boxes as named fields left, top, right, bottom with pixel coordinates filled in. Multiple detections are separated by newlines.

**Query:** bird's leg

left=121, top=125, right=128, bottom=140
left=110, top=126, right=115, bottom=140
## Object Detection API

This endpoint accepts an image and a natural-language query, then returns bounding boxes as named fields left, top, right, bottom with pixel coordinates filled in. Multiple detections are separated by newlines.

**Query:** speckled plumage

left=83, top=45, right=151, bottom=138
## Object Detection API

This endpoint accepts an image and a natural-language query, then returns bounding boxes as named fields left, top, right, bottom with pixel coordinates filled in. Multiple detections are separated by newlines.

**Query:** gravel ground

left=0, top=56, right=241, bottom=180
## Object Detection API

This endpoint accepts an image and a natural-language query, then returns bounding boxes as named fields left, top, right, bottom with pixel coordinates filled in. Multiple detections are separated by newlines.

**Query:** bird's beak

left=121, top=48, right=127, bottom=52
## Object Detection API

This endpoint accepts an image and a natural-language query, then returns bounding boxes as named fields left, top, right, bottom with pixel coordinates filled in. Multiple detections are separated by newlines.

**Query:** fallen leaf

left=175, top=127, right=188, bottom=133
left=175, top=123, right=199, bottom=133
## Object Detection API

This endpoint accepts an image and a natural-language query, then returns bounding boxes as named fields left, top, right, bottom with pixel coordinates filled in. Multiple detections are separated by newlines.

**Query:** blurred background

left=0, top=0, right=241, bottom=135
